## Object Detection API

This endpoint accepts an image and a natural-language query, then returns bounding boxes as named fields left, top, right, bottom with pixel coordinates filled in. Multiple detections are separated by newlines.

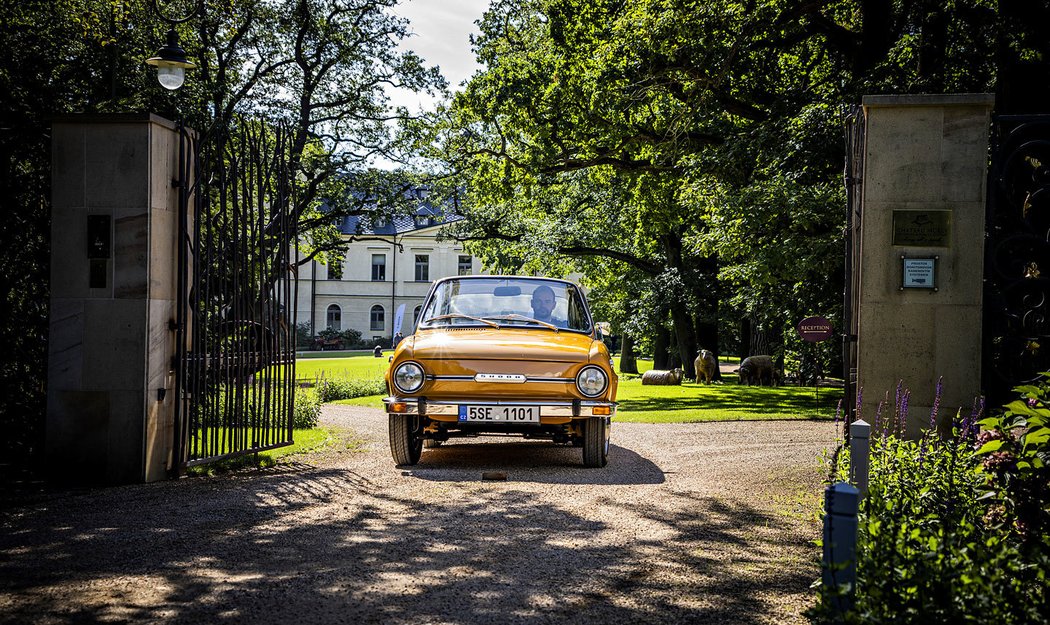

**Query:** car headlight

left=393, top=361, right=425, bottom=393
left=576, top=365, right=608, bottom=397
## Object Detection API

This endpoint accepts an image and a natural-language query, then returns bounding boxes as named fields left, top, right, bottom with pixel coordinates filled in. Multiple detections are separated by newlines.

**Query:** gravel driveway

left=1, top=406, right=840, bottom=625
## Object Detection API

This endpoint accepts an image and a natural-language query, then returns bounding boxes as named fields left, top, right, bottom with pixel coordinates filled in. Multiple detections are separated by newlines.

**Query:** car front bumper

left=382, top=397, right=617, bottom=422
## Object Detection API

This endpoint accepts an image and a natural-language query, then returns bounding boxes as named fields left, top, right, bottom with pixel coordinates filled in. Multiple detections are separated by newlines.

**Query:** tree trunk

left=660, top=231, right=699, bottom=378
left=670, top=300, right=697, bottom=379
left=653, top=325, right=671, bottom=370
left=696, top=318, right=720, bottom=381
left=620, top=333, right=638, bottom=374
left=739, top=317, right=752, bottom=360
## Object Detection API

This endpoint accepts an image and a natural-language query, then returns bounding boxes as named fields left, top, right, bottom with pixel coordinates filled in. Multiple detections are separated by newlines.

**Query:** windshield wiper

left=483, top=314, right=559, bottom=332
left=424, top=313, right=501, bottom=329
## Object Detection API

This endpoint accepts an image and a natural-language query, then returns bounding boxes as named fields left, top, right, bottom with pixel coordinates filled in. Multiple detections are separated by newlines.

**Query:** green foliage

left=296, top=322, right=313, bottom=348
left=974, top=378, right=1050, bottom=547
left=812, top=384, right=1050, bottom=624
left=316, top=377, right=387, bottom=403
left=293, top=387, right=322, bottom=429
left=0, top=0, right=444, bottom=469
left=314, top=327, right=364, bottom=349
left=428, top=0, right=1050, bottom=379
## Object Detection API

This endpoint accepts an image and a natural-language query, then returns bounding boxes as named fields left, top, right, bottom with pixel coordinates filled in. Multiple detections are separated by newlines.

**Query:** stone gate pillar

left=47, top=114, right=182, bottom=484
left=854, top=94, right=995, bottom=436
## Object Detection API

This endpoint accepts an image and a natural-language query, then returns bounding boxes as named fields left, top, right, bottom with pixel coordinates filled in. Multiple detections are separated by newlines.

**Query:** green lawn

left=296, top=354, right=390, bottom=382
left=614, top=378, right=839, bottom=422
left=306, top=353, right=841, bottom=422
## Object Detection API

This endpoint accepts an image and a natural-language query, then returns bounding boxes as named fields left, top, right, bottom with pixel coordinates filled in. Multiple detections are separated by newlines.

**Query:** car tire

left=389, top=414, right=422, bottom=465
left=582, top=416, right=610, bottom=468
left=423, top=438, right=442, bottom=448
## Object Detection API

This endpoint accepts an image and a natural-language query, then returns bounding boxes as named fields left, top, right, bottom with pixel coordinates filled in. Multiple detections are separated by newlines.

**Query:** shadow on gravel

left=0, top=461, right=815, bottom=625
left=404, top=442, right=666, bottom=485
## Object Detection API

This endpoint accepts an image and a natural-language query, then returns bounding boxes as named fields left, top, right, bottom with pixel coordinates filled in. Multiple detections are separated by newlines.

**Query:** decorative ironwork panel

left=983, top=115, right=1050, bottom=406
left=173, top=119, right=299, bottom=469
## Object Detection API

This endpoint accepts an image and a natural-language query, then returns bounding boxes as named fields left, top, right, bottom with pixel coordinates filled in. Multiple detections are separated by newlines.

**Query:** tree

left=428, top=0, right=1047, bottom=378
left=0, top=0, right=444, bottom=467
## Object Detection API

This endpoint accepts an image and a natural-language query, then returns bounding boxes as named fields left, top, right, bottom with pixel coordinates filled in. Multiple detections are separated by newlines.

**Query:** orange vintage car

left=383, top=275, right=618, bottom=467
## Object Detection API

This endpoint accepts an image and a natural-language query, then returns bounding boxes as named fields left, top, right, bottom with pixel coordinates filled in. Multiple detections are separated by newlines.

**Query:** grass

left=297, top=349, right=386, bottom=360
left=614, top=378, right=839, bottom=422
left=296, top=354, right=390, bottom=382
left=185, top=426, right=364, bottom=475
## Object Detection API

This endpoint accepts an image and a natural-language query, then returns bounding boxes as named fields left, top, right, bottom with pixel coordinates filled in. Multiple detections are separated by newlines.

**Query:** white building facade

left=295, top=213, right=482, bottom=345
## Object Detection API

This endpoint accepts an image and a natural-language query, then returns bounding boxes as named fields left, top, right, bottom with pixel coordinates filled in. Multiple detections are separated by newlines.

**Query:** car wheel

left=389, top=414, right=422, bottom=465
left=423, top=438, right=442, bottom=448
left=582, top=416, right=610, bottom=468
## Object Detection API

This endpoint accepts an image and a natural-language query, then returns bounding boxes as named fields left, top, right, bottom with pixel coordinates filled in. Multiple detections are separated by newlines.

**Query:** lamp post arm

left=151, top=0, right=201, bottom=25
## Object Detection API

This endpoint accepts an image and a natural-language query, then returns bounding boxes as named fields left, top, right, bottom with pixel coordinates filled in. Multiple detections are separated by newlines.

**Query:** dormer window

left=374, top=215, right=388, bottom=228
left=414, top=215, right=429, bottom=227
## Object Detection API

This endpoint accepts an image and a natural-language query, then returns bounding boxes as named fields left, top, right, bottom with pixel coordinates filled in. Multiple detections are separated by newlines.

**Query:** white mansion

left=294, top=199, right=482, bottom=344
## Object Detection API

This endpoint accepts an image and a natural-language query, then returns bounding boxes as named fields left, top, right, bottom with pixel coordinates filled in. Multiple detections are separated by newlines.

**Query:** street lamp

left=145, top=1, right=200, bottom=90
left=146, top=28, right=195, bottom=90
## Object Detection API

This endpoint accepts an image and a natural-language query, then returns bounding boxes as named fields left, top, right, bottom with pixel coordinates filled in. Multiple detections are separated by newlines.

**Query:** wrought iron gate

left=842, top=105, right=864, bottom=423
left=983, top=115, right=1050, bottom=407
left=173, top=119, right=299, bottom=470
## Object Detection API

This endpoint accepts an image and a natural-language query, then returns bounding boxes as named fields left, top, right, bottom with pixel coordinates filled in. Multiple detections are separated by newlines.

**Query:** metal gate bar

left=173, top=118, right=299, bottom=470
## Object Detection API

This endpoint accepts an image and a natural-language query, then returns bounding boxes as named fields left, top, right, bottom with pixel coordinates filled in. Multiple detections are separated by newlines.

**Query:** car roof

left=433, top=275, right=581, bottom=288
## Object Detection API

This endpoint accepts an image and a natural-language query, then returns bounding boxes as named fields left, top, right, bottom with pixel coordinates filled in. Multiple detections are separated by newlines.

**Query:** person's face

left=531, top=289, right=555, bottom=320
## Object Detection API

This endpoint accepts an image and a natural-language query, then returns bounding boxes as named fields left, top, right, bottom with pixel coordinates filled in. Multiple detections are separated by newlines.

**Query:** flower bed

left=811, top=379, right=1049, bottom=624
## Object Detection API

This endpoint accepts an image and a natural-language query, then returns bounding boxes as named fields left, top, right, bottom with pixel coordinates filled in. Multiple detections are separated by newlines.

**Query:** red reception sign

left=797, top=316, right=833, bottom=342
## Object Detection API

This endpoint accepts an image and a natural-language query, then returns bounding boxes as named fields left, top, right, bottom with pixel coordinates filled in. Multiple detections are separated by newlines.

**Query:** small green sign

left=892, top=210, right=951, bottom=247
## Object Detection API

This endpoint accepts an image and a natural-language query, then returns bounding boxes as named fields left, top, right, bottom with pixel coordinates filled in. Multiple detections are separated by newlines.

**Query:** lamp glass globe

left=157, top=66, right=185, bottom=90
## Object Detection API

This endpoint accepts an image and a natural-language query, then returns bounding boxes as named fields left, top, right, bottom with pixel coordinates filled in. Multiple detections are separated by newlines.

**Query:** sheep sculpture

left=641, top=368, right=684, bottom=385
left=738, top=355, right=778, bottom=386
left=694, top=349, right=718, bottom=384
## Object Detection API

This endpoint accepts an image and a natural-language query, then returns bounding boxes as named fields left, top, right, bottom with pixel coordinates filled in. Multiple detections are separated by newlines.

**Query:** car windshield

left=418, top=277, right=592, bottom=333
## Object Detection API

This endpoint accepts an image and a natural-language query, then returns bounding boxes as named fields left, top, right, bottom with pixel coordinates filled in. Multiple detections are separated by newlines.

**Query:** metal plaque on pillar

left=892, top=209, right=951, bottom=247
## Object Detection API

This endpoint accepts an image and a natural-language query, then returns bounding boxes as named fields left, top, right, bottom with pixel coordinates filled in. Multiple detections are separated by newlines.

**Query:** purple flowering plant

left=814, top=379, right=1049, bottom=624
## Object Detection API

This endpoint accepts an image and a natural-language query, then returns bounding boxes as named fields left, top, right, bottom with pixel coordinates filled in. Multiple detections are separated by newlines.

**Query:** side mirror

left=594, top=322, right=611, bottom=337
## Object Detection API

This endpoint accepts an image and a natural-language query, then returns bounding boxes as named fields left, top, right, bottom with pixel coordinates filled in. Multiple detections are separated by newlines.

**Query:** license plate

left=458, top=405, right=539, bottom=423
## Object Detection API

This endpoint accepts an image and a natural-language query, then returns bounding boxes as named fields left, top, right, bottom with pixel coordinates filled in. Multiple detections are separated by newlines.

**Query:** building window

left=370, top=305, right=385, bottom=331
left=415, top=214, right=429, bottom=227
left=458, top=255, right=472, bottom=276
left=413, top=305, right=422, bottom=326
left=326, top=304, right=341, bottom=331
left=371, top=254, right=386, bottom=281
left=414, top=254, right=430, bottom=281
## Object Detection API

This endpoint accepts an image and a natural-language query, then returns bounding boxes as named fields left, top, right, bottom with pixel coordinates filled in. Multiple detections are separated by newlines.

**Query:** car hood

left=404, top=328, right=599, bottom=363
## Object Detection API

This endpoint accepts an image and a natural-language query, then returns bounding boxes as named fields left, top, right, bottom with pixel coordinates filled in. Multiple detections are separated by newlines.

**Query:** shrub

left=974, top=380, right=1050, bottom=549
left=316, top=377, right=386, bottom=402
left=293, top=387, right=322, bottom=429
left=296, top=322, right=313, bottom=349
left=811, top=382, right=1050, bottom=625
